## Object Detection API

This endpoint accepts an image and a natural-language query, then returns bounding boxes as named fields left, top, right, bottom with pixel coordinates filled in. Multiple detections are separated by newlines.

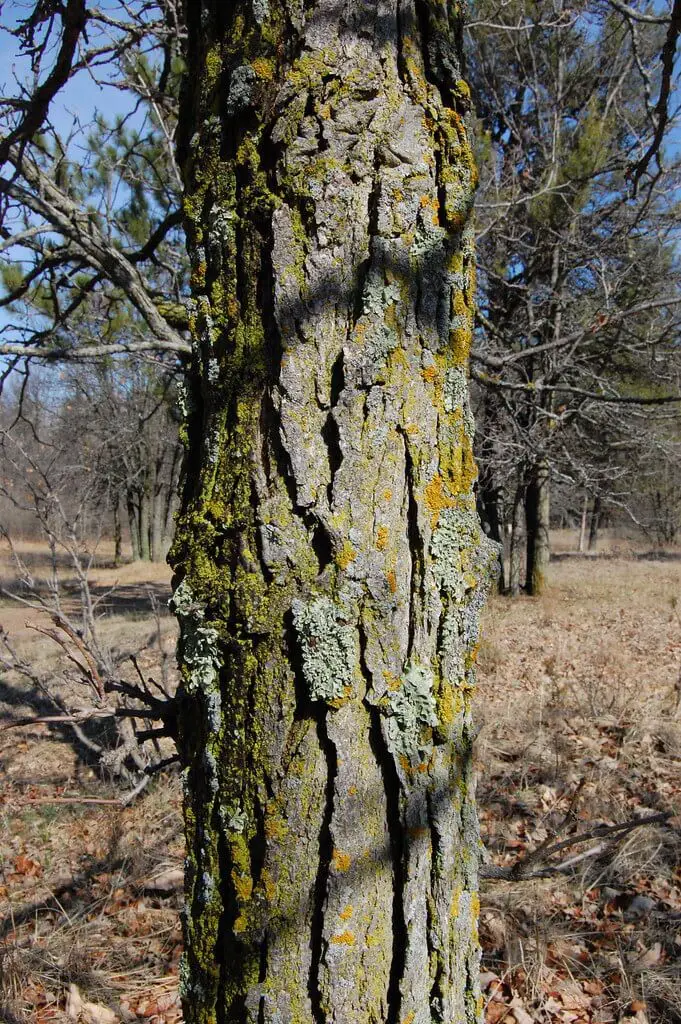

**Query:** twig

left=481, top=812, right=672, bottom=880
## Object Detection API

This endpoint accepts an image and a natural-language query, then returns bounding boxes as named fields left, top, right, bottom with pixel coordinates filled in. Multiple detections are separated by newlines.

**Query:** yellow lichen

left=251, top=57, right=275, bottom=80
left=332, top=848, right=352, bottom=873
left=336, top=541, right=357, bottom=570
left=424, top=474, right=456, bottom=525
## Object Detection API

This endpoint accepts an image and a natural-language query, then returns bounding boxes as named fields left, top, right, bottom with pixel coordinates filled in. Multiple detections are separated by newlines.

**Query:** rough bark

left=525, top=457, right=550, bottom=596
left=172, top=4, right=497, bottom=1023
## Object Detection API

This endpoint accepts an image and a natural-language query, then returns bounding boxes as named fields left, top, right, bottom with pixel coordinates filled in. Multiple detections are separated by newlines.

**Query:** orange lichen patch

left=232, top=871, right=253, bottom=903
left=416, top=761, right=428, bottom=774
left=348, top=785, right=357, bottom=796
left=383, top=669, right=400, bottom=690
left=450, top=326, right=472, bottom=365
left=332, top=848, right=352, bottom=873
left=387, top=570, right=397, bottom=594
left=403, top=1013, right=416, bottom=1024
left=260, top=869, right=276, bottom=901
left=376, top=525, right=389, bottom=551
left=424, top=473, right=456, bottom=526
left=399, top=754, right=412, bottom=773
left=437, top=680, right=463, bottom=727
left=340, top=905, right=354, bottom=921
left=331, top=930, right=355, bottom=945
left=251, top=57, right=274, bottom=79
left=264, top=807, right=286, bottom=841
left=383, top=489, right=393, bottom=501
left=393, top=188, right=405, bottom=202
left=233, top=914, right=248, bottom=934
left=336, top=542, right=357, bottom=570
left=421, top=365, right=439, bottom=385
left=419, top=193, right=440, bottom=226
left=404, top=423, right=420, bottom=439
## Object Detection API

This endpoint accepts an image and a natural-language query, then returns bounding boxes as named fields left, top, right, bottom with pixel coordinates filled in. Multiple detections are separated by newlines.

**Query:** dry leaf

left=14, top=853, right=42, bottom=876
left=508, top=997, right=534, bottom=1024
left=66, top=984, right=83, bottom=1021
left=144, top=867, right=184, bottom=893
left=486, top=1000, right=510, bottom=1024
left=81, top=1001, right=118, bottom=1024
left=633, top=942, right=662, bottom=968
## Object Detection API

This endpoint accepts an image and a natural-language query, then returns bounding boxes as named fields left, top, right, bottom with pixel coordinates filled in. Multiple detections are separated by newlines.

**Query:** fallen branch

left=481, top=811, right=672, bottom=880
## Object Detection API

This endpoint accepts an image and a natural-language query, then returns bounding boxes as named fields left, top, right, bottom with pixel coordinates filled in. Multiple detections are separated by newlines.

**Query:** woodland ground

left=0, top=535, right=679, bottom=1024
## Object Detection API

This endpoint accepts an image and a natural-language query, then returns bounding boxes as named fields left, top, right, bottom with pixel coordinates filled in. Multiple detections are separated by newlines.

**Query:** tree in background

left=467, top=0, right=681, bottom=593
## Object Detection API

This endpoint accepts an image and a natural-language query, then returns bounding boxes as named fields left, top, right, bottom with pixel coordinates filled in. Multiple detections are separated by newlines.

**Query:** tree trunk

left=138, top=484, right=152, bottom=561
left=126, top=491, right=141, bottom=561
left=113, top=497, right=122, bottom=567
left=588, top=494, right=601, bottom=551
left=477, top=472, right=505, bottom=593
left=509, top=478, right=525, bottom=597
left=150, top=455, right=166, bottom=563
left=172, top=5, right=496, bottom=1023
left=525, top=457, right=550, bottom=596
left=578, top=490, right=588, bottom=553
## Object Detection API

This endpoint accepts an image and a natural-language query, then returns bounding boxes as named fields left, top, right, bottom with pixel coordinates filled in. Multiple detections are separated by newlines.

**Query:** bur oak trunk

left=171, top=4, right=496, bottom=1022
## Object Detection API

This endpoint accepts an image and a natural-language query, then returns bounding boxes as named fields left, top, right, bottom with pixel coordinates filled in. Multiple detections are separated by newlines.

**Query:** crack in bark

left=308, top=711, right=337, bottom=1024
left=359, top=622, right=406, bottom=1024
left=399, top=426, right=423, bottom=661
left=371, top=702, right=407, bottom=1024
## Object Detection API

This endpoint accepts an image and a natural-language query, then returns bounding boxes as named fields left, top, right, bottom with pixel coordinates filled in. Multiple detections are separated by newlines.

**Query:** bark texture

left=172, top=4, right=497, bottom=1022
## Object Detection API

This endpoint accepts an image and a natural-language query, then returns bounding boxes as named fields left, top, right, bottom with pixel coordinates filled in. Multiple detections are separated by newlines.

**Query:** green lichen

left=292, top=597, right=355, bottom=705
left=384, top=663, right=438, bottom=760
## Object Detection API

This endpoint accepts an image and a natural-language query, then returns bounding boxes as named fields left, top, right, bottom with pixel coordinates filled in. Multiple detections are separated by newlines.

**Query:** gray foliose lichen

left=291, top=597, right=355, bottom=704
left=384, top=663, right=438, bottom=760
left=170, top=579, right=222, bottom=710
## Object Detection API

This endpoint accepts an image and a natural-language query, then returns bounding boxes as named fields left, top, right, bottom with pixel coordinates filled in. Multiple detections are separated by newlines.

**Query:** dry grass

left=0, top=541, right=679, bottom=1022
left=476, top=555, right=681, bottom=1023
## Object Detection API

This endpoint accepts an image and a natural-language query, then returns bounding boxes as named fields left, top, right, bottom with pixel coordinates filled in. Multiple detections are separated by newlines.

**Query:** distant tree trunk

left=578, top=490, right=588, bottom=552
left=525, top=457, right=550, bottom=596
left=172, top=4, right=496, bottom=1023
left=150, top=453, right=167, bottom=563
left=478, top=471, right=506, bottom=593
left=138, top=485, right=152, bottom=562
left=588, top=494, right=601, bottom=551
left=113, top=497, right=122, bottom=566
left=126, top=491, right=141, bottom=561
left=509, top=477, right=525, bottom=597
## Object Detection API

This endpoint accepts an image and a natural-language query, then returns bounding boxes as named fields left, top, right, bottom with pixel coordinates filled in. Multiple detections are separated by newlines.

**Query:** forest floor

left=0, top=536, right=679, bottom=1024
